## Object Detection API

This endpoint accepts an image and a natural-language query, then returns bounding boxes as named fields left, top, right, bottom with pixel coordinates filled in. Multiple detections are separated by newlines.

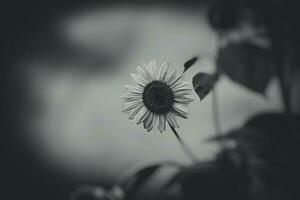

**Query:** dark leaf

left=192, top=73, right=217, bottom=100
left=244, top=113, right=300, bottom=163
left=217, top=41, right=274, bottom=94
left=208, top=0, right=241, bottom=31
left=180, top=161, right=251, bottom=200
left=123, top=164, right=161, bottom=199
left=183, top=57, right=198, bottom=73
left=161, top=171, right=183, bottom=191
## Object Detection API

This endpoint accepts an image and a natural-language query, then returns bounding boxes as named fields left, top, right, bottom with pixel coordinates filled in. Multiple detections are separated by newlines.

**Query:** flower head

left=122, top=60, right=193, bottom=132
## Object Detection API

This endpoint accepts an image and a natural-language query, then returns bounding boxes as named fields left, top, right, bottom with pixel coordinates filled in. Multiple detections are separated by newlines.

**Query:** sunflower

left=122, top=60, right=194, bottom=133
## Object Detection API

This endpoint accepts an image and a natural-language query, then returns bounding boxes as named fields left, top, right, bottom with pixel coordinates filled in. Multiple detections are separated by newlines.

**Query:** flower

left=122, top=60, right=193, bottom=133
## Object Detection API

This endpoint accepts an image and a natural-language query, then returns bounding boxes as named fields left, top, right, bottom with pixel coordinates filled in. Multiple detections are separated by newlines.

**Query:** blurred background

left=2, top=0, right=285, bottom=199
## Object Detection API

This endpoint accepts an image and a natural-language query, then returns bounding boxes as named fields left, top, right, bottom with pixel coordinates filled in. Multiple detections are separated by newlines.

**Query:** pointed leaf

left=183, top=57, right=199, bottom=73
left=217, top=41, right=274, bottom=94
left=192, top=73, right=217, bottom=100
left=122, top=164, right=162, bottom=199
left=161, top=171, right=183, bottom=191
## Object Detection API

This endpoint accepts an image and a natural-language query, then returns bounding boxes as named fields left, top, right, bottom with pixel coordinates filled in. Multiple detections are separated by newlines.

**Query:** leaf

left=161, top=171, right=183, bottom=191
left=123, top=164, right=161, bottom=199
left=183, top=56, right=198, bottom=73
left=217, top=41, right=274, bottom=94
left=244, top=113, right=300, bottom=162
left=180, top=161, right=251, bottom=200
left=207, top=0, right=240, bottom=31
left=192, top=73, right=217, bottom=100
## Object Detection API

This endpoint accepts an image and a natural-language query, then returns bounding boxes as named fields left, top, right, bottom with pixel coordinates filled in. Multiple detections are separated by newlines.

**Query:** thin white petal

left=170, top=73, right=184, bottom=87
left=136, top=107, right=149, bottom=125
left=122, top=100, right=142, bottom=112
left=121, top=94, right=142, bottom=102
left=166, top=69, right=177, bottom=85
left=124, top=85, right=143, bottom=94
left=158, top=114, right=164, bottom=133
left=131, top=73, right=147, bottom=86
left=163, top=114, right=166, bottom=131
left=158, top=62, right=168, bottom=81
left=173, top=90, right=193, bottom=96
left=148, top=60, right=157, bottom=80
left=174, top=95, right=194, bottom=103
left=173, top=103, right=188, bottom=113
left=162, top=63, right=171, bottom=82
left=128, top=105, right=143, bottom=120
left=172, top=103, right=188, bottom=119
left=144, top=112, right=154, bottom=132
left=137, top=66, right=151, bottom=83
left=143, top=63, right=154, bottom=82
left=170, top=113, right=179, bottom=128
left=133, top=106, right=146, bottom=122
left=152, top=114, right=159, bottom=132
left=166, top=112, right=179, bottom=128
left=172, top=81, right=192, bottom=91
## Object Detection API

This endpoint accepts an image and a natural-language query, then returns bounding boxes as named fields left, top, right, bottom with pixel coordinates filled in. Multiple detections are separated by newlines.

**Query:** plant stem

left=211, top=87, right=226, bottom=150
left=168, top=122, right=198, bottom=163
left=212, top=87, right=222, bottom=139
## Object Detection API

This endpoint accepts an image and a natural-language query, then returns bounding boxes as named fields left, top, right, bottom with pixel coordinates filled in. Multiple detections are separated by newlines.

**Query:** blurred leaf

left=161, top=171, right=183, bottom=191
left=119, top=161, right=183, bottom=199
left=180, top=161, right=251, bottom=200
left=123, top=164, right=161, bottom=199
left=217, top=41, right=274, bottom=94
left=183, top=57, right=198, bottom=73
left=208, top=0, right=241, bottom=31
left=192, top=73, right=217, bottom=100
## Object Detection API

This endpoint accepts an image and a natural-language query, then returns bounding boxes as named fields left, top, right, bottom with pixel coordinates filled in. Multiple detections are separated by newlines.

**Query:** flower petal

left=158, top=114, right=165, bottom=133
left=163, top=63, right=171, bottom=82
left=170, top=73, right=184, bottom=87
left=174, top=95, right=194, bottom=103
left=128, top=105, right=143, bottom=120
left=131, top=73, right=147, bottom=86
left=172, top=81, right=192, bottom=91
left=158, top=62, right=168, bottom=81
left=148, top=60, right=157, bottom=80
left=163, top=114, right=167, bottom=131
left=137, top=66, right=151, bottom=83
left=136, top=107, right=149, bottom=125
left=152, top=114, right=159, bottom=132
left=166, top=69, right=177, bottom=85
left=172, top=103, right=188, bottom=119
left=144, top=112, right=154, bottom=132
left=166, top=112, right=179, bottom=128
left=121, top=94, right=142, bottom=102
left=122, top=100, right=142, bottom=113
left=124, top=85, right=143, bottom=94
left=143, top=63, right=154, bottom=82
left=173, top=89, right=193, bottom=97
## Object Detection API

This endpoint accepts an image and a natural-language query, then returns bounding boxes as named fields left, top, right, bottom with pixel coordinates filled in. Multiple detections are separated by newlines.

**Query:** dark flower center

left=142, top=81, right=174, bottom=114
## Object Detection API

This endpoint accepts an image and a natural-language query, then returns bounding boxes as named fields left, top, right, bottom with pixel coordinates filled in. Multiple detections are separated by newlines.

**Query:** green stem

left=212, top=88, right=222, bottom=137
left=168, top=122, right=198, bottom=163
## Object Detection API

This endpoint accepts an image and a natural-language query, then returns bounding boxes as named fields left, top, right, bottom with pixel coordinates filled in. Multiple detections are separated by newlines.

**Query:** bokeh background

left=2, top=1, right=283, bottom=199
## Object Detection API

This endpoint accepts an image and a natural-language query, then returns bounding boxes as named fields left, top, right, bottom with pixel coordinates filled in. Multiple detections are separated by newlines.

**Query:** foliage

left=217, top=41, right=274, bottom=94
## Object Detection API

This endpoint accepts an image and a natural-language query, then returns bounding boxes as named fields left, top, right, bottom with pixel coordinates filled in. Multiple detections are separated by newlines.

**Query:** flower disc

left=142, top=81, right=174, bottom=114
